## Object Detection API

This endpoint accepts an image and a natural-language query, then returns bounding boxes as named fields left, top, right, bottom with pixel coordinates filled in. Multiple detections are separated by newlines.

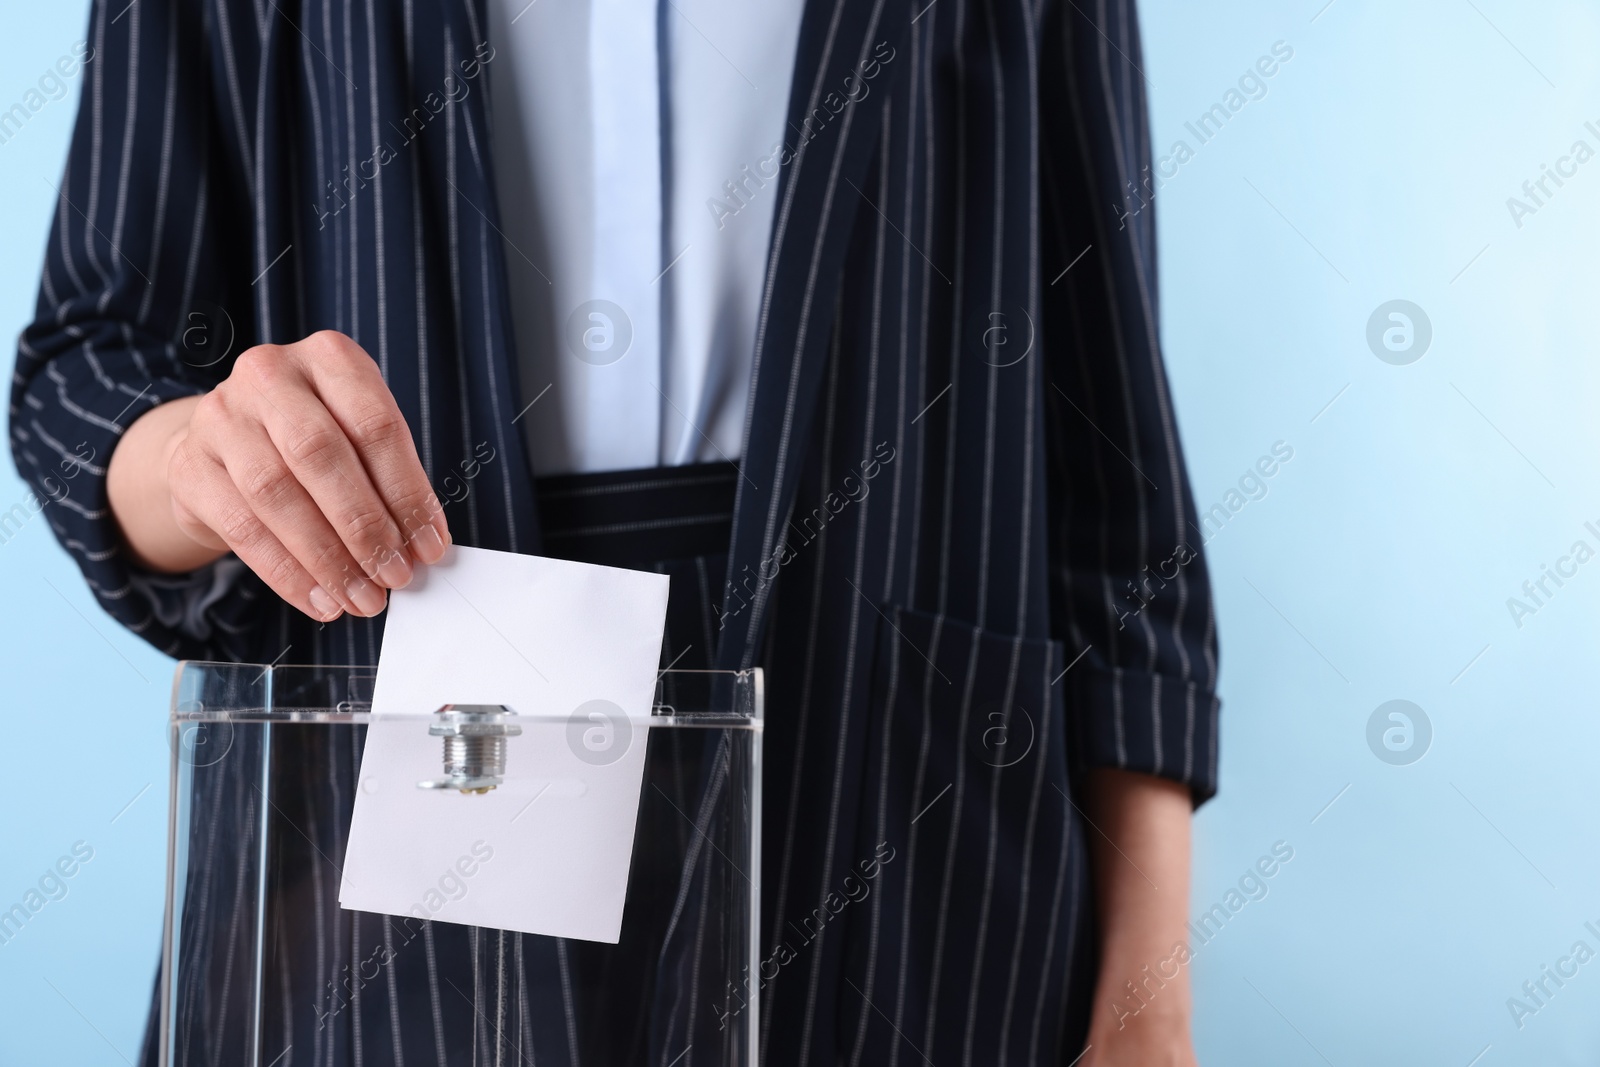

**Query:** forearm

left=1084, top=768, right=1195, bottom=1047
left=106, top=395, right=225, bottom=573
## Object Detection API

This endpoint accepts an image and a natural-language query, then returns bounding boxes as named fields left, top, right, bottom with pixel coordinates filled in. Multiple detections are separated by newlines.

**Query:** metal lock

left=416, top=704, right=522, bottom=794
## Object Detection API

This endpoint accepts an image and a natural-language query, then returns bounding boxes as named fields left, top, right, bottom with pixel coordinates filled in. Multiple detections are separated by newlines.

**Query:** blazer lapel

left=716, top=0, right=913, bottom=669
left=433, top=0, right=546, bottom=550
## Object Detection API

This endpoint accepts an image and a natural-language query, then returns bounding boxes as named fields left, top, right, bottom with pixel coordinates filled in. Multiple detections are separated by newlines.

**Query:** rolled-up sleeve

left=1040, top=0, right=1222, bottom=805
left=10, top=0, right=265, bottom=661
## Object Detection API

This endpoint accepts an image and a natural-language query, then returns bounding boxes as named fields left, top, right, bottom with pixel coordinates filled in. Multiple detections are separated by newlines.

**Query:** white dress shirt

left=487, top=0, right=804, bottom=475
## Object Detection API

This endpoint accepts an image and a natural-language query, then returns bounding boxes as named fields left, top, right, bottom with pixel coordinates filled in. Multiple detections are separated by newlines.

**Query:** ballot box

left=159, top=661, right=762, bottom=1067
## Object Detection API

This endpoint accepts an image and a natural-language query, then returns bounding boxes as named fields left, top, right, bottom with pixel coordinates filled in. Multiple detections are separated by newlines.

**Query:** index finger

left=294, top=332, right=451, bottom=565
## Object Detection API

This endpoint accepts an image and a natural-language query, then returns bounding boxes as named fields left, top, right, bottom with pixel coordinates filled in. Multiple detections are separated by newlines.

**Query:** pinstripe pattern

left=15, top=0, right=1219, bottom=1063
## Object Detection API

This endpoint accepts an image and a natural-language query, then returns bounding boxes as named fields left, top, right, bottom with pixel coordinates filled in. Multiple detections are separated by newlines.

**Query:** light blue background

left=1, top=1, right=1596, bottom=1064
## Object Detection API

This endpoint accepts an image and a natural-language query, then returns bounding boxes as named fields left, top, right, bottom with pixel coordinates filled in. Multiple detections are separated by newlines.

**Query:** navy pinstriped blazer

left=11, top=0, right=1220, bottom=1062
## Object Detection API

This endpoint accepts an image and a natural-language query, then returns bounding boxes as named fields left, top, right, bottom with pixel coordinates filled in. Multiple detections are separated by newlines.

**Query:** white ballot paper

left=339, top=544, right=669, bottom=944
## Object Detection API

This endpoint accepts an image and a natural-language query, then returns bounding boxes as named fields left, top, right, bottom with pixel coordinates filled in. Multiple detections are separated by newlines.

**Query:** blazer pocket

left=836, top=604, right=1093, bottom=1064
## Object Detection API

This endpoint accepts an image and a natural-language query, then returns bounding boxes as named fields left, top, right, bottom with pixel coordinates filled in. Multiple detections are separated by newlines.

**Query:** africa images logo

left=567, top=699, right=632, bottom=766
left=565, top=300, right=633, bottom=367
left=1365, top=699, right=1431, bottom=766
left=1365, top=300, right=1432, bottom=366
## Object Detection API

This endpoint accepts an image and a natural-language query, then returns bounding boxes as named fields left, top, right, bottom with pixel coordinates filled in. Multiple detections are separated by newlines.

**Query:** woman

left=12, top=0, right=1217, bottom=1062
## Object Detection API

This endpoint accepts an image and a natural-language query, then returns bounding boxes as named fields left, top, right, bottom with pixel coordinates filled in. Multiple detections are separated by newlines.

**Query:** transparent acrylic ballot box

left=162, top=662, right=762, bottom=1067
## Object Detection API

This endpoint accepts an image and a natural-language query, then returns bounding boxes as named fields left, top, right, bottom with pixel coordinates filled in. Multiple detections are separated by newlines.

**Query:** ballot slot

left=161, top=660, right=762, bottom=1067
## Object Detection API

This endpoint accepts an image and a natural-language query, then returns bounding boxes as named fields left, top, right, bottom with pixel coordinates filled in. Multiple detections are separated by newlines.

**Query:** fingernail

left=377, top=551, right=413, bottom=589
left=345, top=575, right=388, bottom=616
left=411, top=522, right=446, bottom=564
left=308, top=585, right=343, bottom=621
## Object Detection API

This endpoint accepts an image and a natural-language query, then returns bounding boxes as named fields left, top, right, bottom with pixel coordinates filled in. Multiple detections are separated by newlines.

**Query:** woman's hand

left=108, top=330, right=449, bottom=622
left=1077, top=768, right=1201, bottom=1067
left=1082, top=987, right=1198, bottom=1067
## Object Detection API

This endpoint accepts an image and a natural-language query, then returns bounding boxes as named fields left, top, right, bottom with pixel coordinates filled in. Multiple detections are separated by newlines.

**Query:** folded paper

left=339, top=544, right=669, bottom=943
